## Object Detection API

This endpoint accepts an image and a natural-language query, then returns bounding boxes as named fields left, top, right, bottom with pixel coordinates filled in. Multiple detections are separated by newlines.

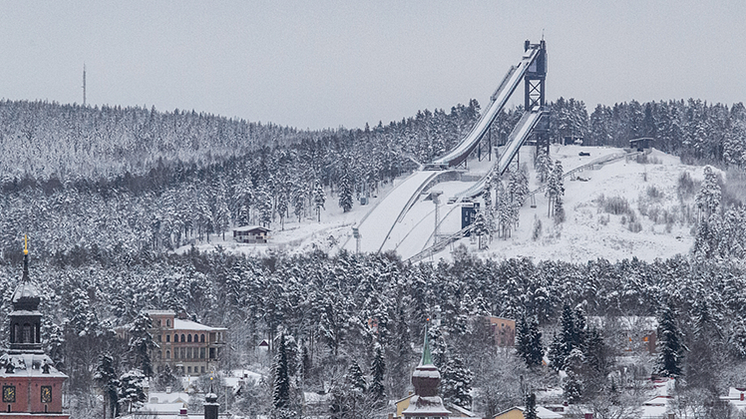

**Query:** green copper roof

left=421, top=323, right=433, bottom=366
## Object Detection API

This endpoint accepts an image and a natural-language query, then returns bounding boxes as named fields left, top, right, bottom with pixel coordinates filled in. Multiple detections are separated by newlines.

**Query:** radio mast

left=82, top=64, right=86, bottom=106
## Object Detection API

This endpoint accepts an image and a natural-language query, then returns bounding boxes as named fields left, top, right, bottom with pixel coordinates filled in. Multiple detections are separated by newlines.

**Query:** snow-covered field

left=179, top=145, right=706, bottom=263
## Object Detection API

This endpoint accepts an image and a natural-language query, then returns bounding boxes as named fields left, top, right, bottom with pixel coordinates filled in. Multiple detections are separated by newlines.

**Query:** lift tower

left=524, top=40, right=550, bottom=157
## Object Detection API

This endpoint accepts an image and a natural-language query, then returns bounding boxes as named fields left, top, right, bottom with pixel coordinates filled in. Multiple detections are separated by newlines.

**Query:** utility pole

left=431, top=191, right=443, bottom=245
left=352, top=227, right=361, bottom=254
left=82, top=64, right=87, bottom=106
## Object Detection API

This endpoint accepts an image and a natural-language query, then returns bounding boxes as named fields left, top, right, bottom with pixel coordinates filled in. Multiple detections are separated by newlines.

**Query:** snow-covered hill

left=180, top=145, right=709, bottom=263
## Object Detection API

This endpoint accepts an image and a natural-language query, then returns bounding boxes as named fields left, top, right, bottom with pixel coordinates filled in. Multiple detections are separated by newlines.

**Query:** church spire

left=402, top=320, right=450, bottom=418
left=22, top=234, right=30, bottom=282
left=421, top=319, right=433, bottom=366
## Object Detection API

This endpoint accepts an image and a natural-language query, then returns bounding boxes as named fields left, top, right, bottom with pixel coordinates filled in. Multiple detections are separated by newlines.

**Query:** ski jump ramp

left=343, top=40, right=547, bottom=254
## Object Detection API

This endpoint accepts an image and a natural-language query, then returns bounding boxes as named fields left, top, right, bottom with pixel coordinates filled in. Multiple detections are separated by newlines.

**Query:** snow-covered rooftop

left=173, top=318, right=226, bottom=331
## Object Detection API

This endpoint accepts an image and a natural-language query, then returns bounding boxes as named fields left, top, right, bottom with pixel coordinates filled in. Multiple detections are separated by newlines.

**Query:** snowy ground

left=178, top=145, right=705, bottom=263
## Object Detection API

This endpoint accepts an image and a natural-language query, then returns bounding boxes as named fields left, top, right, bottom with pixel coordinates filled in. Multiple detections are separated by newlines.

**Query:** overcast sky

left=1, top=1, right=744, bottom=130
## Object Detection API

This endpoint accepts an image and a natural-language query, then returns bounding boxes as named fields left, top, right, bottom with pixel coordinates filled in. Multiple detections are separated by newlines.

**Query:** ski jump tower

left=344, top=40, right=548, bottom=255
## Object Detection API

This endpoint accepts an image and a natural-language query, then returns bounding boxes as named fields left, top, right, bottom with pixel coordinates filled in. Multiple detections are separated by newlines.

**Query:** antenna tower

left=82, top=64, right=86, bottom=106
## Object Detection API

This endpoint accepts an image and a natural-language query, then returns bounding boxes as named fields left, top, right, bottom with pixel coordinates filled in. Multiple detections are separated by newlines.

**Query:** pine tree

left=441, top=354, right=473, bottom=409
left=127, top=312, right=157, bottom=377
left=338, top=171, right=354, bottom=213
left=471, top=210, right=490, bottom=249
left=346, top=361, right=367, bottom=392
left=369, top=342, right=386, bottom=403
left=524, top=392, right=538, bottom=419
left=535, top=148, right=552, bottom=183
left=656, top=303, right=684, bottom=378
left=94, top=354, right=119, bottom=419
left=695, top=166, right=721, bottom=220
left=118, top=369, right=146, bottom=414
left=508, top=167, right=530, bottom=207
left=313, top=180, right=326, bottom=222
left=516, top=314, right=543, bottom=368
left=272, top=334, right=291, bottom=415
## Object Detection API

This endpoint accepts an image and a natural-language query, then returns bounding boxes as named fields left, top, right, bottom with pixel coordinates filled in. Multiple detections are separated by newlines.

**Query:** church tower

left=402, top=323, right=450, bottom=418
left=0, top=237, right=68, bottom=418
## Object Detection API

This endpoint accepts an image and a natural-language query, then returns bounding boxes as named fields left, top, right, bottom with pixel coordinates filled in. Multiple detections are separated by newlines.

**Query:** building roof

left=0, top=352, right=67, bottom=378
left=233, top=225, right=270, bottom=233
left=11, top=253, right=42, bottom=311
left=447, top=403, right=477, bottom=417
left=145, top=310, right=177, bottom=316
left=494, top=406, right=563, bottom=419
left=173, top=318, right=226, bottom=332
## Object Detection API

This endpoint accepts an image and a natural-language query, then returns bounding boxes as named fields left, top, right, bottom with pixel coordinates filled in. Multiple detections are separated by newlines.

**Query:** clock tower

left=0, top=239, right=68, bottom=418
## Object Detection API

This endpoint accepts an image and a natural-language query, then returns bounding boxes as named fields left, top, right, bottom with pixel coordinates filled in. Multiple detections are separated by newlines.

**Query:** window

left=210, top=348, right=215, bottom=359
left=3, top=386, right=15, bottom=403
left=187, top=334, right=192, bottom=343
left=181, top=348, right=186, bottom=359
left=200, top=347, right=205, bottom=359
left=23, top=324, right=31, bottom=343
left=194, top=334, right=198, bottom=342
left=41, top=386, right=52, bottom=403
left=157, top=319, right=161, bottom=327
left=181, top=334, right=185, bottom=342
left=166, top=335, right=170, bottom=343
left=167, top=319, right=171, bottom=327
left=201, top=366, right=205, bottom=373
left=187, top=348, right=192, bottom=359
left=158, top=335, right=162, bottom=342
left=200, top=334, right=205, bottom=343
left=187, top=366, right=192, bottom=374
left=166, top=350, right=171, bottom=359
left=174, top=349, right=179, bottom=360
left=174, top=334, right=179, bottom=342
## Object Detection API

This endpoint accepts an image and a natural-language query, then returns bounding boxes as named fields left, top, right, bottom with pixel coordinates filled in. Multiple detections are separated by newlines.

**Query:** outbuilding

left=232, top=226, right=270, bottom=243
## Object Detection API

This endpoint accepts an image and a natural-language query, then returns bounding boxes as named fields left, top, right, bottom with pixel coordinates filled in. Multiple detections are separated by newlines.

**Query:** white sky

left=1, top=1, right=744, bottom=130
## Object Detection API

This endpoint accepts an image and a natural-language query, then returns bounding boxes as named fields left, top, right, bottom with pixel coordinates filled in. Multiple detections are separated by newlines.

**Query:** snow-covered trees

left=516, top=314, right=543, bottom=368
left=272, top=333, right=294, bottom=419
left=535, top=148, right=552, bottom=183
left=369, top=343, right=386, bottom=404
left=118, top=370, right=146, bottom=414
left=545, top=159, right=564, bottom=219
left=656, top=303, right=684, bottom=378
left=441, top=355, right=473, bottom=409
left=338, top=170, right=354, bottom=213
left=471, top=210, right=490, bottom=249
left=313, top=180, right=326, bottom=222
left=127, top=312, right=157, bottom=377
left=94, top=354, right=119, bottom=419
left=695, top=166, right=721, bottom=220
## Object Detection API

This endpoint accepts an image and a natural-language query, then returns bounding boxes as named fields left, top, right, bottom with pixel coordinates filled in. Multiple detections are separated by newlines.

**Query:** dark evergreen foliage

left=656, top=303, right=684, bottom=378
left=516, top=314, right=543, bottom=368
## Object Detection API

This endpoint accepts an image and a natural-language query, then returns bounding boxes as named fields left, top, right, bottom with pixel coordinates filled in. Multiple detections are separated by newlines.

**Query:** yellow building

left=146, top=310, right=227, bottom=377
left=493, top=406, right=562, bottom=419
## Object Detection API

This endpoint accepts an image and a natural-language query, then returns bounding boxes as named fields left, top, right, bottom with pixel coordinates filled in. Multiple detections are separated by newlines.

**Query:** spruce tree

left=524, top=392, right=538, bottom=419
left=338, top=171, right=354, bottom=213
left=441, top=354, right=473, bottom=409
left=94, top=354, right=119, bottom=419
left=369, top=342, right=386, bottom=403
left=313, top=180, right=326, bottom=222
left=516, top=314, right=543, bottom=368
left=127, top=312, right=157, bottom=377
left=656, top=303, right=684, bottom=378
left=272, top=334, right=291, bottom=416
left=695, top=165, right=721, bottom=220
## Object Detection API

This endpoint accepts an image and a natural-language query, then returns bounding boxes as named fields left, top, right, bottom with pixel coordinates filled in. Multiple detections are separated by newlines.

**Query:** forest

left=0, top=96, right=745, bottom=417
left=0, top=97, right=744, bottom=261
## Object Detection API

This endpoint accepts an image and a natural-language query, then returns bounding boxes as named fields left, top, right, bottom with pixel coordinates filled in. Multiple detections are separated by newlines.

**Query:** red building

left=0, top=246, right=68, bottom=418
